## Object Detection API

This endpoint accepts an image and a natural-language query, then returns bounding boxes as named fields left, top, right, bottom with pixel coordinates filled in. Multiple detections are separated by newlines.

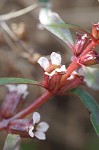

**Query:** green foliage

left=3, top=134, right=21, bottom=150
left=38, top=0, right=49, bottom=3
left=47, top=23, right=94, bottom=40
left=70, top=88, right=99, bottom=136
left=0, top=78, right=39, bottom=86
left=39, top=8, right=74, bottom=49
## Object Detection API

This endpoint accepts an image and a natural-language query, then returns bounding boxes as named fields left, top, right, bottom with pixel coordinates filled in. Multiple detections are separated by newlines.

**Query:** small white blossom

left=6, top=84, right=29, bottom=99
left=38, top=52, right=66, bottom=77
left=28, top=112, right=49, bottom=140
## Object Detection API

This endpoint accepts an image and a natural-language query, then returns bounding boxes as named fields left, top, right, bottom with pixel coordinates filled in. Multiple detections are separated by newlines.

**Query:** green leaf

left=48, top=23, right=94, bottom=40
left=0, top=78, right=39, bottom=86
left=3, top=134, right=21, bottom=150
left=39, top=8, right=74, bottom=49
left=70, top=88, right=99, bottom=136
left=38, top=0, right=49, bottom=3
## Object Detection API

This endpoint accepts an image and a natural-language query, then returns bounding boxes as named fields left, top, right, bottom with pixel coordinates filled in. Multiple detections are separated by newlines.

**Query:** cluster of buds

left=0, top=84, right=29, bottom=119
left=74, top=33, right=92, bottom=56
left=74, top=32, right=99, bottom=66
left=7, top=112, right=49, bottom=140
left=38, top=52, right=83, bottom=94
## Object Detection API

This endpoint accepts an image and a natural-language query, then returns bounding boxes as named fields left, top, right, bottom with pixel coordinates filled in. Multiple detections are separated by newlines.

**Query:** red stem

left=80, top=41, right=97, bottom=57
left=0, top=91, right=52, bottom=130
left=60, top=59, right=79, bottom=86
left=11, top=90, right=52, bottom=119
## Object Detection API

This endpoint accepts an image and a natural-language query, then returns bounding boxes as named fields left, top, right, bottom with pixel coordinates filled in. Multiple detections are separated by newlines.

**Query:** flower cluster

left=38, top=52, right=83, bottom=94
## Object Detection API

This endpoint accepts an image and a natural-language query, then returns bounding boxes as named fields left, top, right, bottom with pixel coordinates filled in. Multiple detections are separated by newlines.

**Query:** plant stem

left=12, top=91, right=52, bottom=119
left=0, top=91, right=52, bottom=130
left=60, top=59, right=79, bottom=86
left=80, top=41, right=97, bottom=57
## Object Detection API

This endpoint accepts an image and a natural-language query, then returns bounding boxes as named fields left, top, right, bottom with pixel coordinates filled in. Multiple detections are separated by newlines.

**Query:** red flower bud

left=79, top=50, right=99, bottom=66
left=43, top=72, right=62, bottom=93
left=92, top=23, right=99, bottom=40
left=58, top=74, right=83, bottom=95
left=75, top=33, right=91, bottom=56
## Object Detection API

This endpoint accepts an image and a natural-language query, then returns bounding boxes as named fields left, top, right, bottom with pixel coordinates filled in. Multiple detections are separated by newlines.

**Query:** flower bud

left=58, top=74, right=83, bottom=95
left=43, top=72, right=62, bottom=93
left=7, top=119, right=31, bottom=137
left=79, top=50, right=99, bottom=66
left=75, top=33, right=91, bottom=56
left=92, top=23, right=99, bottom=39
left=1, top=85, right=28, bottom=119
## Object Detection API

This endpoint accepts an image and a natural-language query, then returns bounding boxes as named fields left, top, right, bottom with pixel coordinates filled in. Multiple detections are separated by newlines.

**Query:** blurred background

left=0, top=0, right=99, bottom=150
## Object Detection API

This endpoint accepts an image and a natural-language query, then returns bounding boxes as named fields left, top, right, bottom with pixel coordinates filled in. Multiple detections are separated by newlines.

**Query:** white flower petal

left=55, top=65, right=66, bottom=73
left=28, top=125, right=34, bottom=138
left=38, top=57, right=49, bottom=70
left=50, top=52, right=61, bottom=65
left=45, top=70, right=56, bottom=77
left=22, top=91, right=29, bottom=99
left=36, top=122, right=49, bottom=132
left=67, top=75, right=74, bottom=80
left=33, top=112, right=40, bottom=124
left=17, top=84, right=28, bottom=95
left=6, top=85, right=17, bottom=92
left=35, top=131, right=46, bottom=140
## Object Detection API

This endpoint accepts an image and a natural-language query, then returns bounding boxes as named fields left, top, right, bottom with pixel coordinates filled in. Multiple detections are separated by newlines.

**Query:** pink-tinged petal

left=17, top=84, right=28, bottom=95
left=33, top=112, right=40, bottom=124
left=37, top=57, right=49, bottom=70
left=50, top=52, right=61, bottom=65
left=36, top=122, right=49, bottom=132
left=28, top=125, right=34, bottom=138
left=6, top=85, right=17, bottom=92
left=35, top=131, right=46, bottom=140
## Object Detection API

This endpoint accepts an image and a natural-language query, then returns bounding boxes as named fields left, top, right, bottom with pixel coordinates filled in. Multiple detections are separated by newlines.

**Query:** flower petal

left=45, top=70, right=56, bottom=78
left=55, top=65, right=66, bottom=73
left=36, top=122, right=49, bottom=132
left=28, top=125, right=34, bottom=138
left=50, top=52, right=61, bottom=65
left=38, top=57, right=49, bottom=70
left=6, top=85, right=17, bottom=92
left=17, top=84, right=28, bottom=95
left=35, top=131, right=46, bottom=140
left=33, top=112, right=40, bottom=124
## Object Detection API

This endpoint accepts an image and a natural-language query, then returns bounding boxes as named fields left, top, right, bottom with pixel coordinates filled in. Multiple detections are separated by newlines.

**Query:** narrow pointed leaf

left=39, top=8, right=74, bottom=49
left=0, top=78, right=39, bottom=86
left=48, top=23, right=94, bottom=40
left=3, top=134, right=21, bottom=150
left=38, top=0, right=49, bottom=2
left=70, top=88, right=99, bottom=136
